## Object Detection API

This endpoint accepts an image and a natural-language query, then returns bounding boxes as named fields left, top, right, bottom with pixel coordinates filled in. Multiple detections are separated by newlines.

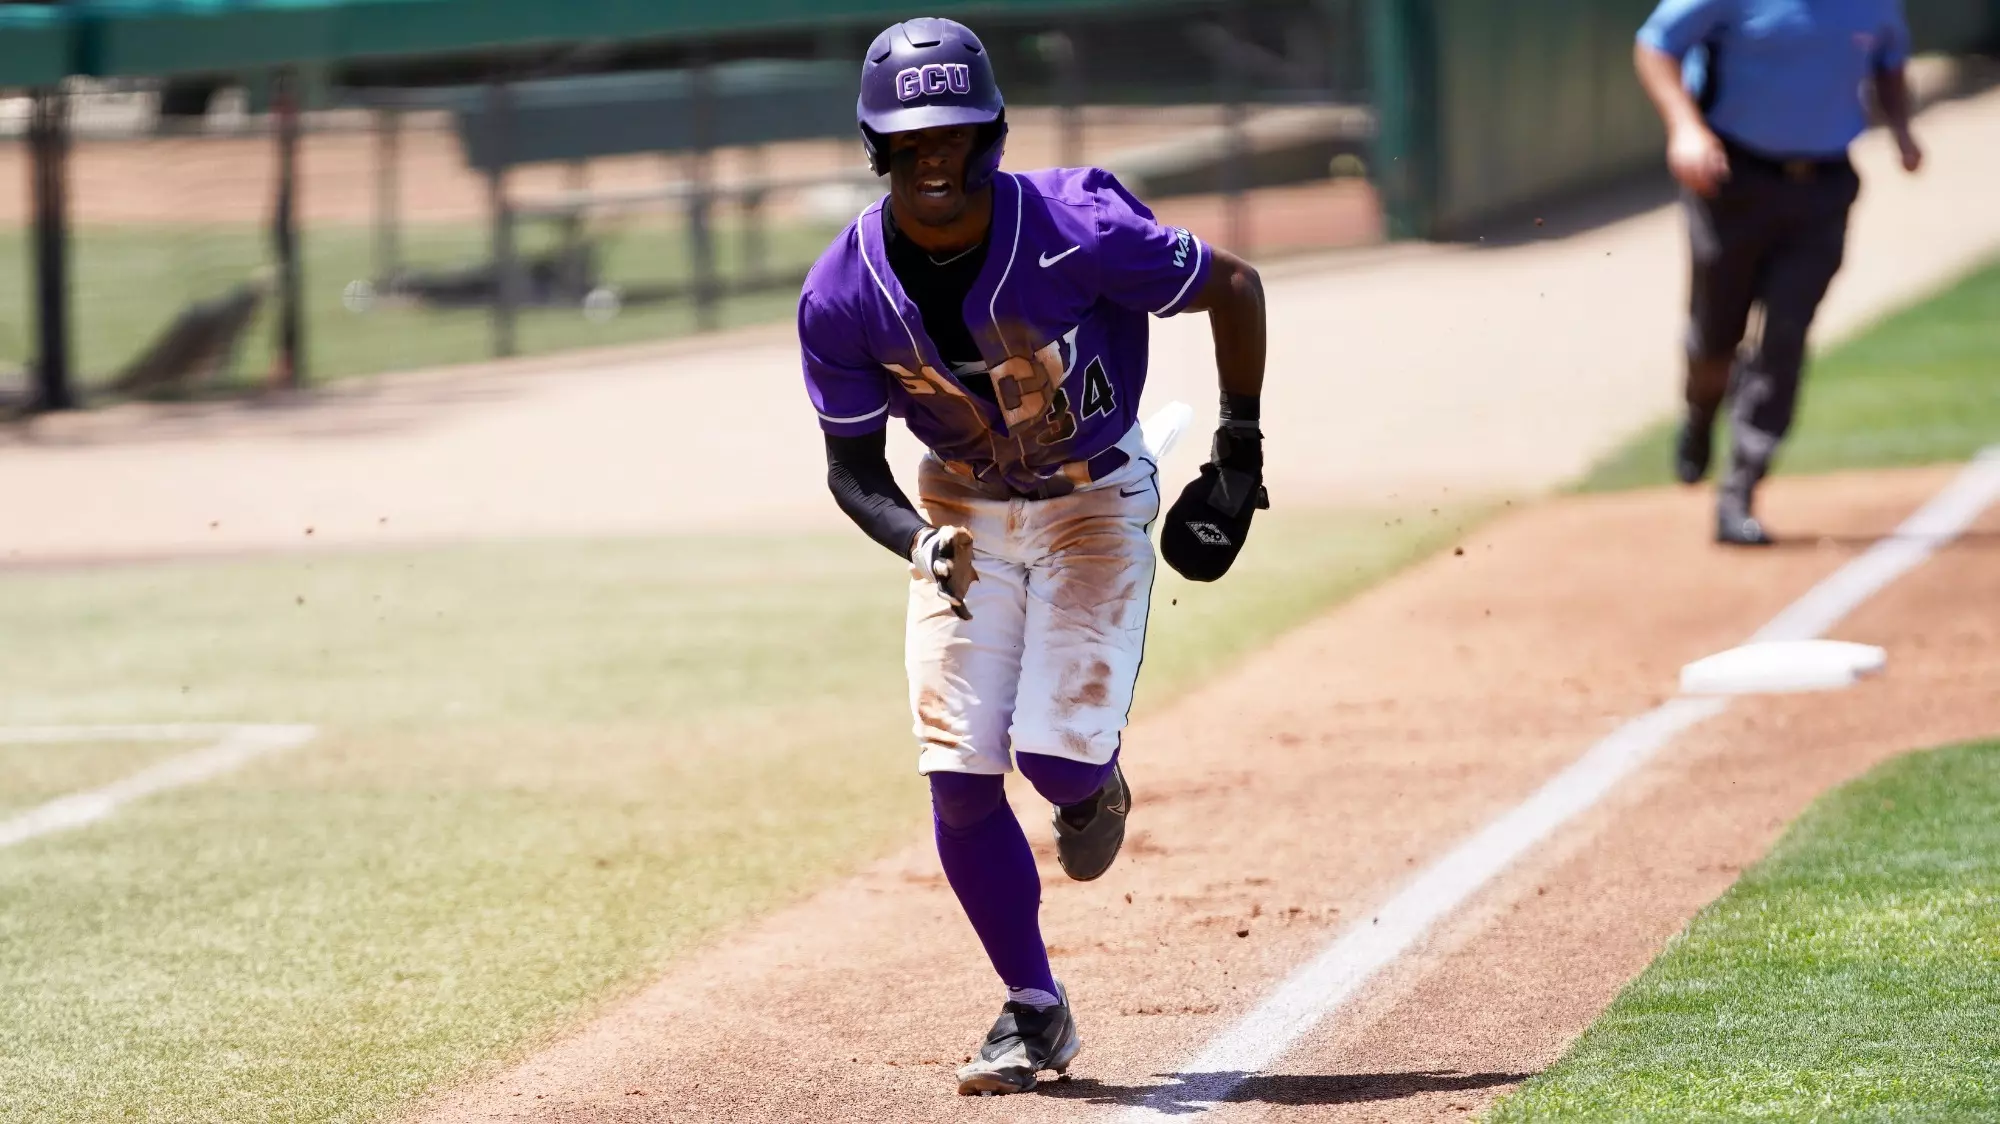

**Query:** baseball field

left=3, top=85, right=2000, bottom=1124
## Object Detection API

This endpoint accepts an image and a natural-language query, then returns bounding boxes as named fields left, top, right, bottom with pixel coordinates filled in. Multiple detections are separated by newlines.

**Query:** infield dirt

left=407, top=464, right=2000, bottom=1123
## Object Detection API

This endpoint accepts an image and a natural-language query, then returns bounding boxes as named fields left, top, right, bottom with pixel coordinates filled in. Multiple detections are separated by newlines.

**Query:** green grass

left=0, top=739, right=198, bottom=816
left=0, top=217, right=842, bottom=394
left=1579, top=255, right=2000, bottom=492
left=0, top=503, right=1476, bottom=1123
left=1489, top=741, right=2000, bottom=1123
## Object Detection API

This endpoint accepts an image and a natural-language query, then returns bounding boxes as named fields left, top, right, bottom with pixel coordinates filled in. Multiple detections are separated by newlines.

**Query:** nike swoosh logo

left=1118, top=486, right=1149, bottom=498
left=1039, top=245, right=1081, bottom=268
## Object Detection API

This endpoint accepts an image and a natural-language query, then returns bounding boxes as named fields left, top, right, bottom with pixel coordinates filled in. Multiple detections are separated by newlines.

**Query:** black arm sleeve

left=826, top=430, right=930, bottom=561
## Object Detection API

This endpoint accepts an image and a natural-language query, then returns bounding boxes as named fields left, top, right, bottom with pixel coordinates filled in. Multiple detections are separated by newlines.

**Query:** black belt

left=1017, top=445, right=1131, bottom=500
left=962, top=445, right=1133, bottom=501
left=1721, top=137, right=1851, bottom=183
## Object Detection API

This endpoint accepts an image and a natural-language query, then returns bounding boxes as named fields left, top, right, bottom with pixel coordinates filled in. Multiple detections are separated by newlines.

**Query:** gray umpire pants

left=1682, top=141, right=1860, bottom=506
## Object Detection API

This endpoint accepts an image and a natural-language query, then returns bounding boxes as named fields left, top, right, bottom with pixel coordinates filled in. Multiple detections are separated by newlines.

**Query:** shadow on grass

left=1039, top=1068, right=1531, bottom=1111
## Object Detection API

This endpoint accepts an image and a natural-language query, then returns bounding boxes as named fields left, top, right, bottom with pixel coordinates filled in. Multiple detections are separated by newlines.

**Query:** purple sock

left=1016, top=749, right=1118, bottom=807
left=929, top=772, right=1058, bottom=998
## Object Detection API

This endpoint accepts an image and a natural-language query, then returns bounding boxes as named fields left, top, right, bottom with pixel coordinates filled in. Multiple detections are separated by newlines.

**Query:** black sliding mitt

left=1160, top=422, right=1268, bottom=582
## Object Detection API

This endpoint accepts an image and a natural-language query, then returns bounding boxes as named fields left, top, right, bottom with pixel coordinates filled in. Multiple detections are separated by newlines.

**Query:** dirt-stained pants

left=905, top=424, right=1160, bottom=776
left=1683, top=141, right=1860, bottom=503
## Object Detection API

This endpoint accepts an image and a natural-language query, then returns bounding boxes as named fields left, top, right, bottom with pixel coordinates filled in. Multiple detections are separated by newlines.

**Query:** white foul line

left=1121, top=447, right=2000, bottom=1116
left=0, top=723, right=318, bottom=850
left=0, top=723, right=247, bottom=745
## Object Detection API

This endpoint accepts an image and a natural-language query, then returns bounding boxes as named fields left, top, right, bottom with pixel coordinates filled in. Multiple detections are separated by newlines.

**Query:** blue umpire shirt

left=1638, top=0, right=1911, bottom=159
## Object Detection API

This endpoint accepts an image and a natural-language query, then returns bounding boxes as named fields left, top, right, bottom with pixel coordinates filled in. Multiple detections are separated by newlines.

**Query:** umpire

left=1635, top=0, right=1922, bottom=545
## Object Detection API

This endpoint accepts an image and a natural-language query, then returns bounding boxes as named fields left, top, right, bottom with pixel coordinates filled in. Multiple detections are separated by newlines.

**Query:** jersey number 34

left=1043, top=357, right=1117, bottom=442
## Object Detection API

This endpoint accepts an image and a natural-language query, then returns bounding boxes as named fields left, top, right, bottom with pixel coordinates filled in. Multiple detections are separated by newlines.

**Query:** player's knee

left=929, top=771, right=1007, bottom=833
left=1017, top=749, right=1116, bottom=807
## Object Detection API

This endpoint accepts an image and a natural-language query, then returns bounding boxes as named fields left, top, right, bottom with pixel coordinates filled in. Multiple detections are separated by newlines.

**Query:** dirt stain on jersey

left=892, top=322, right=1093, bottom=496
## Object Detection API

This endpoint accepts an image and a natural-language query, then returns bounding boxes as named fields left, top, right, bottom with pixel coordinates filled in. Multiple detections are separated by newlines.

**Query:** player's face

left=887, top=125, right=981, bottom=227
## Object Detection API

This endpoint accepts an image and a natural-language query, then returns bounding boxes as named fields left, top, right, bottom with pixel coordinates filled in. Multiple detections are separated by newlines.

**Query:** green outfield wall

left=0, top=6, right=68, bottom=87
left=0, top=0, right=1176, bottom=83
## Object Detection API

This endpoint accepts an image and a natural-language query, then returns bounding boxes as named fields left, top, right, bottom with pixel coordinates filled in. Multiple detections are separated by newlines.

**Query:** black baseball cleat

left=1716, top=509, right=1775, bottom=547
left=1053, top=763, right=1129, bottom=882
left=955, top=983, right=1082, bottom=1095
left=1674, top=416, right=1714, bottom=485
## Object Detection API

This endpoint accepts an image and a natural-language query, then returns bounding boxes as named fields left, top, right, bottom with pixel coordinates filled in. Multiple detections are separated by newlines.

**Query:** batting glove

left=911, top=524, right=978, bottom=620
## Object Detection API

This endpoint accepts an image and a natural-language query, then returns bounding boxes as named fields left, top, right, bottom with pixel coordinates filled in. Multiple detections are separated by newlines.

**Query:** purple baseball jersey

left=798, top=168, right=1212, bottom=496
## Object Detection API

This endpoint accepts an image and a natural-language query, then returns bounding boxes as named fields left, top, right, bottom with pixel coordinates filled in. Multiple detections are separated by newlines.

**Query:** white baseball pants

left=906, top=425, right=1162, bottom=776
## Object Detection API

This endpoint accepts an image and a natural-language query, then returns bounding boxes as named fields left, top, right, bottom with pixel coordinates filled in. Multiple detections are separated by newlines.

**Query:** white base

left=1679, top=639, right=1888, bottom=696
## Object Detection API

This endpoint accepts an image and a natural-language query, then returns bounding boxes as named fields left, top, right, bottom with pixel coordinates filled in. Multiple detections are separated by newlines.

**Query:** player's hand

left=1667, top=124, right=1729, bottom=197
left=912, top=525, right=977, bottom=620
left=1895, top=130, right=1923, bottom=173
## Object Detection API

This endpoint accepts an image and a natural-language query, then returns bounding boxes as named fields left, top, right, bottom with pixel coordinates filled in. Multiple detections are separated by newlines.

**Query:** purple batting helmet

left=857, top=17, right=1008, bottom=191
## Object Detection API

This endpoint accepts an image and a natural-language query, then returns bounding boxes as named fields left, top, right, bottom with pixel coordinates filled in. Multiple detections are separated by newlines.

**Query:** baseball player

left=1636, top=0, right=1921, bottom=544
left=797, top=17, right=1267, bottom=1095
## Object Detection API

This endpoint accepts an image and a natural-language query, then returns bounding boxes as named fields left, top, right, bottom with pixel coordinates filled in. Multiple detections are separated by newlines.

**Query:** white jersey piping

left=858, top=205, right=928, bottom=364
left=1154, top=234, right=1207, bottom=316
left=817, top=403, right=890, bottom=426
left=987, top=173, right=1025, bottom=343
